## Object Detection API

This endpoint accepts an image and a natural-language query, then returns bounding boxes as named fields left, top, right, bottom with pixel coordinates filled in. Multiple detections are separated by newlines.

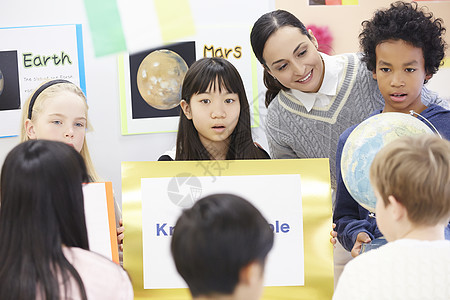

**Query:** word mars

left=203, top=45, right=242, bottom=59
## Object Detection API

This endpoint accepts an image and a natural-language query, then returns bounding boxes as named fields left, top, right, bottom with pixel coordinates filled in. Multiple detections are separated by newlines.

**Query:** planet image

left=341, top=112, right=434, bottom=212
left=136, top=50, right=188, bottom=110
left=0, top=68, right=4, bottom=96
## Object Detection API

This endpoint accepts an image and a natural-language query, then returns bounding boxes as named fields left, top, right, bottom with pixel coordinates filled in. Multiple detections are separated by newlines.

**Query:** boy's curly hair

left=359, top=1, right=446, bottom=75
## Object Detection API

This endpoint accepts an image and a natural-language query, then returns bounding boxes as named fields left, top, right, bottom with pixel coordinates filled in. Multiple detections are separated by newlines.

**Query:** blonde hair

left=20, top=81, right=100, bottom=182
left=370, top=135, right=450, bottom=226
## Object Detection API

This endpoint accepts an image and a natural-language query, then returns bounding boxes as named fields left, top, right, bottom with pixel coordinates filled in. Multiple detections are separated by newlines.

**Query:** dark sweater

left=157, top=143, right=270, bottom=161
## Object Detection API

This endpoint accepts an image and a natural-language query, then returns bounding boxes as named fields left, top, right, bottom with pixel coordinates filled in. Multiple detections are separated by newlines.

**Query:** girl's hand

left=117, top=219, right=124, bottom=251
left=330, top=223, right=337, bottom=247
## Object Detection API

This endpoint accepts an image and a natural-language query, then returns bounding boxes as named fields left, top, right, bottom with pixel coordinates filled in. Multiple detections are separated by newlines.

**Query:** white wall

left=0, top=0, right=176, bottom=206
left=0, top=0, right=269, bottom=206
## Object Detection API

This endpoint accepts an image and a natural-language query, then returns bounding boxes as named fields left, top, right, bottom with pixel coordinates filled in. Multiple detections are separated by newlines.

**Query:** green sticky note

left=154, top=0, right=195, bottom=43
left=117, top=54, right=129, bottom=135
left=83, top=0, right=127, bottom=57
left=342, top=0, right=358, bottom=5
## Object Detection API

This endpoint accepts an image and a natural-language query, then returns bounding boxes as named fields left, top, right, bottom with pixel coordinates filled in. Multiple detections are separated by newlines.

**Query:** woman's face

left=262, top=26, right=324, bottom=93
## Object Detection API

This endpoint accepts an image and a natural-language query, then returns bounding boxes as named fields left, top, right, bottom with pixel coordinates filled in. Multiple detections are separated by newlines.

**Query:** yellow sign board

left=122, top=159, right=333, bottom=299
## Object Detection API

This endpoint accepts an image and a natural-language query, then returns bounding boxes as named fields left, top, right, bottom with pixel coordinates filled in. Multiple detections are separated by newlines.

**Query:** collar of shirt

left=288, top=52, right=343, bottom=112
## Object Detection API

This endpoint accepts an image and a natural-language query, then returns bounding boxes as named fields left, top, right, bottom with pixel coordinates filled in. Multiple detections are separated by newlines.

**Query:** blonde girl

left=20, top=79, right=99, bottom=181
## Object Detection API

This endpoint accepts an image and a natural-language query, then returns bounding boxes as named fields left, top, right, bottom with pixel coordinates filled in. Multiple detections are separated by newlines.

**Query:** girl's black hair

left=250, top=10, right=312, bottom=107
left=359, top=1, right=446, bottom=75
left=176, top=57, right=268, bottom=160
left=0, top=140, right=90, bottom=299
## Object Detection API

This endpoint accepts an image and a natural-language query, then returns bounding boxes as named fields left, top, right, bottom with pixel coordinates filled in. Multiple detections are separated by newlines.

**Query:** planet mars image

left=136, top=50, right=188, bottom=110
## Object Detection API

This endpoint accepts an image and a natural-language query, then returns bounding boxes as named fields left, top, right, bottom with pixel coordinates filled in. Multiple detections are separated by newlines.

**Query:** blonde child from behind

left=333, top=135, right=450, bottom=300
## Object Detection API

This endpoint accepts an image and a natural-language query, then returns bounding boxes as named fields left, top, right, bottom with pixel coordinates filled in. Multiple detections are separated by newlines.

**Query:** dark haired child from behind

left=171, top=194, right=274, bottom=300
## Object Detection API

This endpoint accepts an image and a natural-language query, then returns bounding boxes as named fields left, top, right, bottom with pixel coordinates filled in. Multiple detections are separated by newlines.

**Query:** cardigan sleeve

left=264, top=103, right=299, bottom=159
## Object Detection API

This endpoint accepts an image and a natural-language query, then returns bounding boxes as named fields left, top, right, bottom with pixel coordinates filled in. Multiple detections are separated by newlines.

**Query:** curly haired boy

left=334, top=1, right=450, bottom=257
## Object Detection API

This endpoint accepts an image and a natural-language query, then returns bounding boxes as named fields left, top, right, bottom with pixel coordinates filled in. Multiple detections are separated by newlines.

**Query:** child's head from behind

left=171, top=193, right=274, bottom=299
left=370, top=135, right=450, bottom=241
left=359, top=1, right=446, bottom=113
left=21, top=80, right=98, bottom=181
left=177, top=58, right=255, bottom=160
left=0, top=140, right=90, bottom=250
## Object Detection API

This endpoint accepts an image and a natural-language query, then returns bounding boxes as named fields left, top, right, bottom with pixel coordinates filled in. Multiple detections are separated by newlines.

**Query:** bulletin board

left=0, top=24, right=86, bottom=138
left=122, top=158, right=333, bottom=300
left=116, top=0, right=274, bottom=135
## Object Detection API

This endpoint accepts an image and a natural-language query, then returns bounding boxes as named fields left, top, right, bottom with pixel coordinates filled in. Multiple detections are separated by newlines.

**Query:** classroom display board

left=122, top=159, right=333, bottom=299
left=116, top=0, right=273, bottom=135
left=0, top=24, right=86, bottom=138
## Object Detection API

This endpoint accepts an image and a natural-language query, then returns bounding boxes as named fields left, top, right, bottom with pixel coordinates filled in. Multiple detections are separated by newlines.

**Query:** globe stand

left=360, top=237, right=387, bottom=254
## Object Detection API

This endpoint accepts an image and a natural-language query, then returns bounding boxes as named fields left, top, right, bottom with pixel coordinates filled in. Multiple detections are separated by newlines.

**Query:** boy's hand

left=351, top=232, right=371, bottom=257
left=330, top=223, right=338, bottom=247
left=117, top=219, right=124, bottom=251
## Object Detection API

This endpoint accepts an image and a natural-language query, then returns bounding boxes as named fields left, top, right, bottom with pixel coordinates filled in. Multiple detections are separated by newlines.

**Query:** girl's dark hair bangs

left=190, top=62, right=240, bottom=96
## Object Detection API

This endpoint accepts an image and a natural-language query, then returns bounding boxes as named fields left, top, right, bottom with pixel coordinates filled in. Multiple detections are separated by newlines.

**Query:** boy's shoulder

left=422, top=103, right=450, bottom=139
left=342, top=239, right=450, bottom=281
left=347, top=239, right=450, bottom=269
left=335, top=239, right=450, bottom=299
left=424, top=103, right=450, bottom=115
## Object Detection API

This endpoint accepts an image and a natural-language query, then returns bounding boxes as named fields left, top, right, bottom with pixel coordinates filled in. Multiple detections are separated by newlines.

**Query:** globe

left=136, top=49, right=188, bottom=110
left=341, top=112, right=434, bottom=212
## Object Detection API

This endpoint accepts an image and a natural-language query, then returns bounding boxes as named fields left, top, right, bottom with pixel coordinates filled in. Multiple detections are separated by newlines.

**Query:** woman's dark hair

left=359, top=1, right=446, bottom=75
left=171, top=194, right=274, bottom=297
left=176, top=57, right=268, bottom=160
left=0, top=140, right=90, bottom=300
left=250, top=10, right=312, bottom=107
